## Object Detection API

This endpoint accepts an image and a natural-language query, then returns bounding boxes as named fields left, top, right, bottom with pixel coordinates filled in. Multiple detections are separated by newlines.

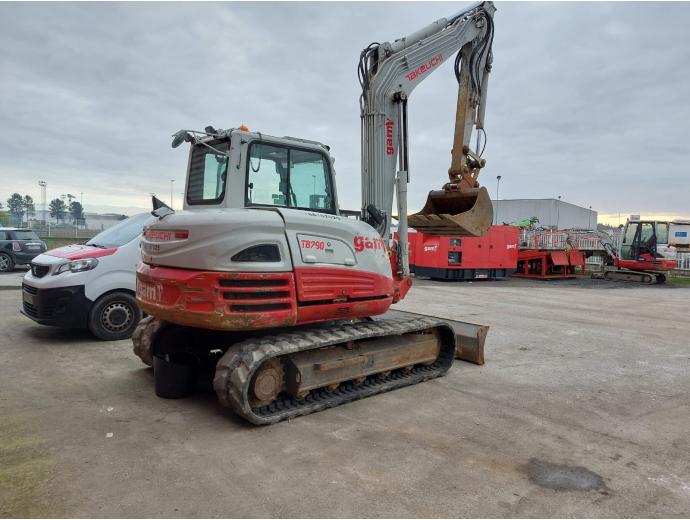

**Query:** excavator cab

left=620, top=220, right=671, bottom=262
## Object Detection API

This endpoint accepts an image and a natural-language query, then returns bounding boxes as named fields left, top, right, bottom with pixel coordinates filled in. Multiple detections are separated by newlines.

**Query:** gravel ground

left=1, top=277, right=688, bottom=518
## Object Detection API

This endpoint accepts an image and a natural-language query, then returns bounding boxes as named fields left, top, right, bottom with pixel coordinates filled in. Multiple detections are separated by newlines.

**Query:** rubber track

left=604, top=270, right=655, bottom=284
left=213, top=317, right=456, bottom=425
left=132, top=315, right=169, bottom=367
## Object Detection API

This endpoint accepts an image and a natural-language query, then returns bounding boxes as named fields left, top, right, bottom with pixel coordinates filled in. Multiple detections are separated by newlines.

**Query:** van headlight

left=53, top=258, right=99, bottom=275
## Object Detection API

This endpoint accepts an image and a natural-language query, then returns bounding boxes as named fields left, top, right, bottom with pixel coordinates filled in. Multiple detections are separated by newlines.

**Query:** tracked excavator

left=596, top=219, right=676, bottom=284
left=133, top=1, right=496, bottom=424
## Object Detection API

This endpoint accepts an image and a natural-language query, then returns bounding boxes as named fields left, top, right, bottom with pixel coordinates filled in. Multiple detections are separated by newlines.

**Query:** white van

left=21, top=213, right=152, bottom=340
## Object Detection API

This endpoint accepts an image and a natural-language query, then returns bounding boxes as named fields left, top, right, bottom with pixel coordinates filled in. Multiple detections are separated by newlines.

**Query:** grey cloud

left=1, top=2, right=689, bottom=219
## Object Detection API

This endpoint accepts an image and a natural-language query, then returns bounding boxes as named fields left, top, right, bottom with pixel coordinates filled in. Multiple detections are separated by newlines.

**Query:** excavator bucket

left=408, top=186, right=493, bottom=237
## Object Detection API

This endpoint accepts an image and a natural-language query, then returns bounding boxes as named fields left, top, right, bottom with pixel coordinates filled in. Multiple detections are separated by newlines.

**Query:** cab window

left=247, top=142, right=334, bottom=212
left=187, top=141, right=229, bottom=204
left=656, top=223, right=669, bottom=244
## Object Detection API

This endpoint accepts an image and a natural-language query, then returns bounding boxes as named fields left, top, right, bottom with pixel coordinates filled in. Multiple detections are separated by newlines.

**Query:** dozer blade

left=408, top=186, right=493, bottom=237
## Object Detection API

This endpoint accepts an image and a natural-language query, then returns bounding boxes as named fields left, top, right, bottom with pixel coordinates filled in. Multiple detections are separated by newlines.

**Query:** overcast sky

left=1, top=1, right=689, bottom=224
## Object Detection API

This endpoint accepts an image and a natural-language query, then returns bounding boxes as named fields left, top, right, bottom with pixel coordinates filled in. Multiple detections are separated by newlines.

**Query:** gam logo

left=353, top=235, right=387, bottom=253
left=385, top=119, right=394, bottom=156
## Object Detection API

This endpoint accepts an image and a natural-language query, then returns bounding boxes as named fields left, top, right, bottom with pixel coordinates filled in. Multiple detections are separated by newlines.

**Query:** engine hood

left=45, top=244, right=118, bottom=261
left=141, top=208, right=292, bottom=272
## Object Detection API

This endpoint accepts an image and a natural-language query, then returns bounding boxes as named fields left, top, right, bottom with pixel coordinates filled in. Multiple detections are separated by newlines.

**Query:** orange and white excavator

left=133, top=2, right=496, bottom=424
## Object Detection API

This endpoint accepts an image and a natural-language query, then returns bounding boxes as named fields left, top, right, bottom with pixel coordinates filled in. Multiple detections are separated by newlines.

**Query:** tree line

left=1, top=193, right=84, bottom=227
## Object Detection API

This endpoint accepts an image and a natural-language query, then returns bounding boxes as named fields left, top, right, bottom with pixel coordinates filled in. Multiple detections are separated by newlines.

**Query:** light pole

left=38, top=181, right=47, bottom=225
left=556, top=195, right=562, bottom=229
left=495, top=175, right=502, bottom=224
left=170, top=180, right=175, bottom=209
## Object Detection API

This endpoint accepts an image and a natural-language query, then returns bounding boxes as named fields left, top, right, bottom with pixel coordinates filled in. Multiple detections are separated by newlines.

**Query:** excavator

left=132, top=1, right=496, bottom=424
left=596, top=219, right=676, bottom=284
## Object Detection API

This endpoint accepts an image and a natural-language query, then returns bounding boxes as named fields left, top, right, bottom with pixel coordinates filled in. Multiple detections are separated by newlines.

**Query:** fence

left=677, top=252, right=690, bottom=271
left=519, top=230, right=607, bottom=251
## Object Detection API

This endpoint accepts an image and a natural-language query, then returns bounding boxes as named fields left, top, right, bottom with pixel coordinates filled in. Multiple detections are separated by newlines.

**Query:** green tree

left=22, top=195, right=35, bottom=225
left=6, top=193, right=24, bottom=225
left=69, top=201, right=84, bottom=224
left=49, top=198, right=67, bottom=223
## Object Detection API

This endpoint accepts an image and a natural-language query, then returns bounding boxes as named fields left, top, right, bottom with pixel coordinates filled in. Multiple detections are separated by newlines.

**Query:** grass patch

left=668, top=276, right=690, bottom=286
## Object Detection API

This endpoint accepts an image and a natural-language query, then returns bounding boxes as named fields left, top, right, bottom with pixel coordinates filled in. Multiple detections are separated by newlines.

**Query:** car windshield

left=86, top=213, right=151, bottom=248
left=13, top=230, right=39, bottom=240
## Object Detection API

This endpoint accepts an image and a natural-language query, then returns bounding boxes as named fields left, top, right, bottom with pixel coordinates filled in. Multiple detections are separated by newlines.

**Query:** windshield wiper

left=88, top=243, right=107, bottom=248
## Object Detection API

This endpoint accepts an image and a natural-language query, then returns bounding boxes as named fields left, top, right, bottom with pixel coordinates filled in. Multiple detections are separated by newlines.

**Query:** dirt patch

left=0, top=409, right=62, bottom=517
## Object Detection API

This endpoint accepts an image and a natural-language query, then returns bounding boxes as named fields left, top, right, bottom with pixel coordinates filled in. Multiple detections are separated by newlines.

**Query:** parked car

left=21, top=213, right=153, bottom=340
left=0, top=228, right=47, bottom=272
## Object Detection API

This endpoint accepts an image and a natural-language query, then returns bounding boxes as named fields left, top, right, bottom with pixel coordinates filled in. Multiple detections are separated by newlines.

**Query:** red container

left=408, top=226, right=519, bottom=280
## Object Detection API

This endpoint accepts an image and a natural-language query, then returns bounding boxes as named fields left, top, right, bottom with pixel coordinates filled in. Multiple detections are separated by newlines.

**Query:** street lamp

left=38, top=181, right=47, bottom=225
left=170, top=180, right=175, bottom=209
left=495, top=175, right=502, bottom=224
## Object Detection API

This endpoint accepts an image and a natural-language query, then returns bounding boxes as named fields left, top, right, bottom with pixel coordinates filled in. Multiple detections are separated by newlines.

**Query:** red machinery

left=408, top=225, right=519, bottom=280
left=597, top=220, right=676, bottom=283
left=513, top=230, right=585, bottom=280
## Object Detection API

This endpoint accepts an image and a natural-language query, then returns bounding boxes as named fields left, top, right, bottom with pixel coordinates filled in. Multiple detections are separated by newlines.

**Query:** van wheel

left=88, top=292, right=142, bottom=341
left=0, top=253, right=14, bottom=272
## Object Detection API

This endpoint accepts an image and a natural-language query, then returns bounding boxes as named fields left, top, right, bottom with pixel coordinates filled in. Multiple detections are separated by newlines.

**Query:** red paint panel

left=616, top=258, right=676, bottom=271
left=568, top=250, right=585, bottom=267
left=296, top=297, right=392, bottom=326
left=551, top=251, right=568, bottom=266
left=294, top=266, right=394, bottom=302
left=48, top=244, right=118, bottom=260
left=136, top=264, right=298, bottom=331
left=136, top=264, right=396, bottom=331
left=408, top=226, right=519, bottom=270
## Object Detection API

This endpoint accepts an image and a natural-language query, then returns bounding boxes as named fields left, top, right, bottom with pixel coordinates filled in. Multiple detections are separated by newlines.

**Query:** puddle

left=523, top=458, right=606, bottom=491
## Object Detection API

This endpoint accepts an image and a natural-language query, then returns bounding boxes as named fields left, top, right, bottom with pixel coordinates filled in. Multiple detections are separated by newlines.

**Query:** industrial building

left=492, top=198, right=598, bottom=229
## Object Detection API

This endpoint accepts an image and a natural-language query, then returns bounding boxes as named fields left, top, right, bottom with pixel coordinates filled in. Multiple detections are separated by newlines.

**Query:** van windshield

left=86, top=213, right=151, bottom=248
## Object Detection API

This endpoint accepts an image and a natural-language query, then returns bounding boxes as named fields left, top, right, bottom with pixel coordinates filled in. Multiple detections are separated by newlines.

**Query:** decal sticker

left=136, top=279, right=162, bottom=303
left=300, top=239, right=327, bottom=250
left=307, top=212, right=341, bottom=220
left=406, top=54, right=443, bottom=81
left=385, top=119, right=395, bottom=156
left=353, top=235, right=387, bottom=253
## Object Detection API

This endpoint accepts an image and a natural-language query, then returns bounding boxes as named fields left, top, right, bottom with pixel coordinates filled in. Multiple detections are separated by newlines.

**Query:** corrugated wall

left=492, top=199, right=597, bottom=229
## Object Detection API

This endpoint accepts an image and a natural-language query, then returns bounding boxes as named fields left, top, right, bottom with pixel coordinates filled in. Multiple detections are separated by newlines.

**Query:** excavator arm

left=359, top=0, right=496, bottom=249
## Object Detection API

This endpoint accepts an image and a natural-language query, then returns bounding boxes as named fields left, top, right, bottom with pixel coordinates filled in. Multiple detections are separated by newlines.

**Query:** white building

left=493, top=198, right=597, bottom=230
left=83, top=212, right=127, bottom=231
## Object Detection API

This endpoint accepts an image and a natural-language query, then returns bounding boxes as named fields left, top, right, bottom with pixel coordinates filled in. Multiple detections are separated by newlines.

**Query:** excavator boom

left=359, top=1, right=495, bottom=242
